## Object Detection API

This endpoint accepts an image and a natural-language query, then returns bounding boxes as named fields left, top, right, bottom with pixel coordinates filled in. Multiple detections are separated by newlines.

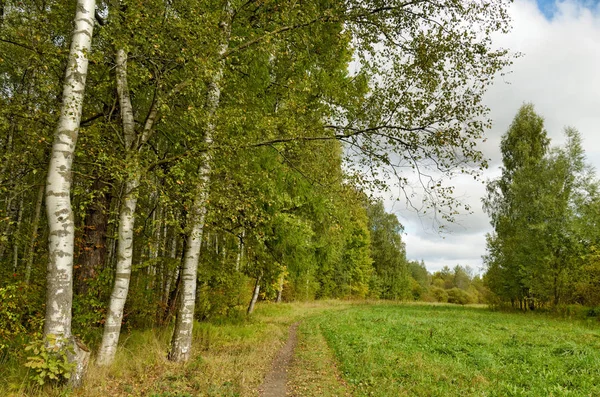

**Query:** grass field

left=305, top=303, right=600, bottom=396
left=3, top=302, right=600, bottom=396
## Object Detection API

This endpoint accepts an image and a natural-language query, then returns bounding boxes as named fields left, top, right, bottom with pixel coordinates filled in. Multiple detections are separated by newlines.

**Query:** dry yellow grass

left=3, top=300, right=355, bottom=396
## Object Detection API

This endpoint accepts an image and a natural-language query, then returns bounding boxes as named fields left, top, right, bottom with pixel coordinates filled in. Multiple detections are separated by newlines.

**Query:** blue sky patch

left=536, top=0, right=600, bottom=18
left=536, top=0, right=558, bottom=18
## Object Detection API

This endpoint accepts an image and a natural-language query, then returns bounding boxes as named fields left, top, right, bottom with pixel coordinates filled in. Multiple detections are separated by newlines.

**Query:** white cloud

left=385, top=0, right=600, bottom=274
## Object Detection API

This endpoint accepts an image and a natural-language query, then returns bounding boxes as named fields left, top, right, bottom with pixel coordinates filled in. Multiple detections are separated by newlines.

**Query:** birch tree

left=96, top=47, right=159, bottom=365
left=43, top=0, right=95, bottom=385
left=168, top=0, right=233, bottom=363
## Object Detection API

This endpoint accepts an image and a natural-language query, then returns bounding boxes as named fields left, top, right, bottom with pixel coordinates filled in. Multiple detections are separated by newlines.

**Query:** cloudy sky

left=386, top=0, right=600, bottom=274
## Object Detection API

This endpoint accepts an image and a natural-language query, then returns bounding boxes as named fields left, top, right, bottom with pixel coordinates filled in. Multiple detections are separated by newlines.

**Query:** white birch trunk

left=150, top=204, right=162, bottom=283
left=25, top=184, right=44, bottom=284
left=247, top=274, right=261, bottom=315
left=97, top=42, right=161, bottom=365
left=97, top=48, right=142, bottom=366
left=44, top=0, right=95, bottom=342
left=96, top=176, right=139, bottom=365
left=276, top=273, right=285, bottom=303
left=168, top=190, right=207, bottom=362
left=168, top=1, right=233, bottom=362
left=235, top=234, right=243, bottom=272
left=43, top=0, right=95, bottom=386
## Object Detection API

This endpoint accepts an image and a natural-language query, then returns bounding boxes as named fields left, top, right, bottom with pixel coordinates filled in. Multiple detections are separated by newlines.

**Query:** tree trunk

left=247, top=274, right=262, bottom=315
left=75, top=178, right=111, bottom=295
left=163, top=231, right=178, bottom=309
left=276, top=272, right=285, bottom=303
left=168, top=1, right=233, bottom=363
left=168, top=195, right=207, bottom=362
left=12, top=194, right=23, bottom=273
left=97, top=48, right=142, bottom=366
left=96, top=176, right=138, bottom=365
left=162, top=260, right=182, bottom=326
left=25, top=184, right=44, bottom=284
left=235, top=230, right=244, bottom=272
left=43, top=0, right=95, bottom=385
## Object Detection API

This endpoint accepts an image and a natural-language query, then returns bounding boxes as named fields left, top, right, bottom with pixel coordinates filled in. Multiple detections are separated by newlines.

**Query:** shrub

left=410, top=278, right=424, bottom=301
left=24, top=335, right=76, bottom=386
left=430, top=287, right=448, bottom=303
left=447, top=288, right=475, bottom=305
left=0, top=283, right=44, bottom=352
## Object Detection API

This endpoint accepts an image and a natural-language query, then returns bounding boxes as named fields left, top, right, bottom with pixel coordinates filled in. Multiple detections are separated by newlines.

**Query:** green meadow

left=4, top=302, right=600, bottom=396
left=297, top=304, right=600, bottom=397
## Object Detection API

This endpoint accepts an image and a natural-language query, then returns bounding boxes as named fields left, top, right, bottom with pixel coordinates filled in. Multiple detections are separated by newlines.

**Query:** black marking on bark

left=103, top=324, right=122, bottom=333
left=55, top=208, right=69, bottom=216
left=55, top=249, right=73, bottom=257
left=115, top=272, right=131, bottom=280
left=47, top=191, right=70, bottom=197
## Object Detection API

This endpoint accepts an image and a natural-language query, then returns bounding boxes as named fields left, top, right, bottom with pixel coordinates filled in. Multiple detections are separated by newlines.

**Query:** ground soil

left=259, top=322, right=300, bottom=397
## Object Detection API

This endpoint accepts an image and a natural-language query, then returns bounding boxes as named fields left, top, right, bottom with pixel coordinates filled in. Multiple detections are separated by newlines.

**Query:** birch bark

left=247, top=274, right=262, bottom=315
left=43, top=0, right=95, bottom=386
left=97, top=39, right=165, bottom=364
left=96, top=176, right=138, bottom=365
left=97, top=48, right=145, bottom=366
left=235, top=230, right=244, bottom=272
left=276, top=273, right=285, bottom=303
left=44, top=0, right=95, bottom=342
left=168, top=1, right=233, bottom=362
left=168, top=190, right=207, bottom=362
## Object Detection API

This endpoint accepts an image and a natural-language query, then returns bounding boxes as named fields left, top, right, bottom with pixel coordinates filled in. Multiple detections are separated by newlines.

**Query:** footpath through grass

left=310, top=303, right=600, bottom=396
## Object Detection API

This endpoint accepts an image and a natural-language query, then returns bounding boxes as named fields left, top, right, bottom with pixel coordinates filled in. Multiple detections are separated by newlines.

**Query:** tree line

left=483, top=104, right=600, bottom=310
left=0, top=0, right=512, bottom=386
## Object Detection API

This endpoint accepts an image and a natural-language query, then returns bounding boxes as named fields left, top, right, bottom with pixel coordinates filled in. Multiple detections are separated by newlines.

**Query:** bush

left=0, top=283, right=44, bottom=352
left=447, top=288, right=475, bottom=305
left=195, top=273, right=251, bottom=320
left=410, top=278, right=424, bottom=301
left=24, top=335, right=76, bottom=386
left=430, top=287, right=448, bottom=303
left=587, top=307, right=600, bottom=318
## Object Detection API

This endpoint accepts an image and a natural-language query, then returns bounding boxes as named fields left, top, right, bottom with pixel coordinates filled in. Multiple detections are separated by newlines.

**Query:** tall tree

left=168, top=0, right=234, bottom=363
left=484, top=105, right=598, bottom=307
left=43, top=0, right=96, bottom=385
left=483, top=104, right=550, bottom=306
left=366, top=200, right=410, bottom=300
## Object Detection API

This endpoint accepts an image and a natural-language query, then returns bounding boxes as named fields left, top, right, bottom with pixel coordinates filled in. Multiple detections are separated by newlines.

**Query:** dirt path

left=259, top=322, right=300, bottom=397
